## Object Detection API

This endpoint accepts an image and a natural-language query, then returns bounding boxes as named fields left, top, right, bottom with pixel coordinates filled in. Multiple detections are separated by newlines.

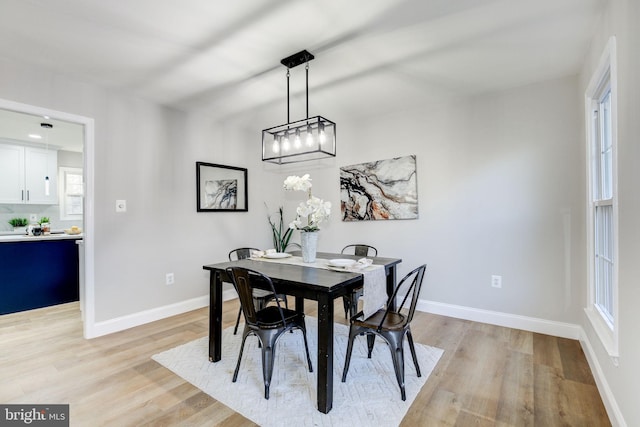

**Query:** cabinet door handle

left=22, top=190, right=24, bottom=201
left=26, top=190, right=29, bottom=201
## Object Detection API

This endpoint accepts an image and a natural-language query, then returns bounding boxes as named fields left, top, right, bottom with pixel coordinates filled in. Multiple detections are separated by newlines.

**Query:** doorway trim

left=0, top=98, right=96, bottom=338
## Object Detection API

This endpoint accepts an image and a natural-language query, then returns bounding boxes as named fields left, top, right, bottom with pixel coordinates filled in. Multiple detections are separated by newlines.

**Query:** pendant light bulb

left=294, top=129, right=301, bottom=148
left=319, top=122, right=326, bottom=145
left=272, top=136, right=280, bottom=153
left=306, top=125, right=314, bottom=146
left=282, top=132, right=290, bottom=151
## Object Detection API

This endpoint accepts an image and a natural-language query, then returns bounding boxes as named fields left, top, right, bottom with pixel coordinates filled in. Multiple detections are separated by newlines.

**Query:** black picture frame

left=196, top=162, right=248, bottom=212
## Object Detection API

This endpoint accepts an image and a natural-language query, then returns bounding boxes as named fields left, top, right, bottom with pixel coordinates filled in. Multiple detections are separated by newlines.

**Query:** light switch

left=116, top=200, right=127, bottom=212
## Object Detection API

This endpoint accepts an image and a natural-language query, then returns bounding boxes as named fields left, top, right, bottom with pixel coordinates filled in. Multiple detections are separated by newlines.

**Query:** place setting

left=325, top=257, right=374, bottom=272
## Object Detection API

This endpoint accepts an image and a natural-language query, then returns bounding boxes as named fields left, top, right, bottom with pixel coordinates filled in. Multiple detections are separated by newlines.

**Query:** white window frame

left=584, top=36, right=619, bottom=360
left=58, top=166, right=83, bottom=221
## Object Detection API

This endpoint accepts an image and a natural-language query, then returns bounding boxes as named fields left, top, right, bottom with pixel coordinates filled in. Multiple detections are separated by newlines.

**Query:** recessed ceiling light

left=28, top=134, right=42, bottom=139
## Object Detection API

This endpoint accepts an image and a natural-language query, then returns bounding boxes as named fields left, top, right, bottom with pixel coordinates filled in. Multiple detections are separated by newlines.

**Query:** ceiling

left=0, top=0, right=605, bottom=149
left=0, top=109, right=84, bottom=152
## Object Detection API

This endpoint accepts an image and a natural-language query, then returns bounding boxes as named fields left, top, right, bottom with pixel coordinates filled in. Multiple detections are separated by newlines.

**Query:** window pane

left=58, top=167, right=83, bottom=219
left=65, top=173, right=83, bottom=196
left=66, top=195, right=83, bottom=215
left=594, top=205, right=614, bottom=324
left=600, top=91, right=613, bottom=199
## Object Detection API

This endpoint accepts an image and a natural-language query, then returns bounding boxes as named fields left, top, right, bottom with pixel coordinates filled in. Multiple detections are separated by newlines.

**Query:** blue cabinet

left=0, top=238, right=80, bottom=315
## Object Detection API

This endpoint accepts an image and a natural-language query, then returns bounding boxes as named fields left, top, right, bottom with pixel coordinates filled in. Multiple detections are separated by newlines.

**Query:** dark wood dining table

left=203, top=251, right=402, bottom=413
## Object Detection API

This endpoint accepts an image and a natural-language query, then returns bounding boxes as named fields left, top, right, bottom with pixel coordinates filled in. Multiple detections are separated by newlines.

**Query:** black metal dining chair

left=341, top=264, right=426, bottom=401
left=340, top=244, right=378, bottom=319
left=229, top=248, right=289, bottom=335
left=226, top=266, right=313, bottom=399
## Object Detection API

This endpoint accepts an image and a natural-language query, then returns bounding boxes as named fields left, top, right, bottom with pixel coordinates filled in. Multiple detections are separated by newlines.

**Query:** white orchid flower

left=282, top=174, right=330, bottom=231
left=283, top=174, right=312, bottom=192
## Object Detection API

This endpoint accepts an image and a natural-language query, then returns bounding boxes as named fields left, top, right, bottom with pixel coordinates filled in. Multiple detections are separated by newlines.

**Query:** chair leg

left=261, top=342, right=275, bottom=399
left=406, top=329, right=421, bottom=377
left=366, top=333, right=375, bottom=358
left=299, top=325, right=313, bottom=372
left=387, top=337, right=407, bottom=401
left=350, top=292, right=359, bottom=319
left=232, top=331, right=250, bottom=382
left=233, top=306, right=242, bottom=335
left=341, top=326, right=360, bottom=382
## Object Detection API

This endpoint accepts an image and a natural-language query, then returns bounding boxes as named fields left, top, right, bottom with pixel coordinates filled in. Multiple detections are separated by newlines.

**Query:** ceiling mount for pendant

left=262, top=49, right=336, bottom=165
left=280, top=49, right=314, bottom=69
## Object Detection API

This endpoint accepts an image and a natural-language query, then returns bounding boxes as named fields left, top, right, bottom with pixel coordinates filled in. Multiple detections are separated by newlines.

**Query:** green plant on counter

left=8, top=218, right=28, bottom=227
left=38, top=217, right=50, bottom=225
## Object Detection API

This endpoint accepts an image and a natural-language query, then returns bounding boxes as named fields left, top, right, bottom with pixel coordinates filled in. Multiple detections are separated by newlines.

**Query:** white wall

left=579, top=0, right=640, bottom=425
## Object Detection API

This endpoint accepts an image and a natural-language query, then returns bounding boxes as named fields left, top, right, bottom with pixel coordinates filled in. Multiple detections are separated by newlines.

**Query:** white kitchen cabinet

left=0, top=143, right=58, bottom=204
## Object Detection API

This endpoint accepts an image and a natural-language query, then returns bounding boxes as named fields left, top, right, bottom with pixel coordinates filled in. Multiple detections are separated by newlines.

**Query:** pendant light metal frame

left=262, top=50, right=336, bottom=164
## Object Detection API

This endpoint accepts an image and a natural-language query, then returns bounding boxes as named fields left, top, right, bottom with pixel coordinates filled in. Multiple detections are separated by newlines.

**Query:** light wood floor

left=0, top=300, right=610, bottom=426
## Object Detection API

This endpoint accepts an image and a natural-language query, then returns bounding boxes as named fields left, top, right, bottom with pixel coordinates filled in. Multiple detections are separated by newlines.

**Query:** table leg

left=316, top=293, right=334, bottom=413
left=386, top=265, right=398, bottom=311
left=295, top=295, right=304, bottom=314
left=209, top=270, right=223, bottom=362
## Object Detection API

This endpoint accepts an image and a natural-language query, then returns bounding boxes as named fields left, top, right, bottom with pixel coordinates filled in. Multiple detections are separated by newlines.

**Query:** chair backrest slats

left=229, top=247, right=259, bottom=261
left=226, top=267, right=287, bottom=325
left=377, top=264, right=426, bottom=331
left=341, top=244, right=378, bottom=257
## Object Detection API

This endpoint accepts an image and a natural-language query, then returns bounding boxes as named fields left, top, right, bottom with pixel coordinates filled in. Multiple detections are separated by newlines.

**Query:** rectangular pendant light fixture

left=262, top=50, right=336, bottom=164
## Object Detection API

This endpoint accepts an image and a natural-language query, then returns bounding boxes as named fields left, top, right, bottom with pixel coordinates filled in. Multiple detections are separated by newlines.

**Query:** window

left=585, top=37, right=618, bottom=359
left=58, top=167, right=83, bottom=220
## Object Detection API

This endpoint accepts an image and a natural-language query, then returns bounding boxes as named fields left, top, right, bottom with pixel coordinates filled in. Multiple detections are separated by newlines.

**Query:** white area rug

left=152, top=317, right=443, bottom=427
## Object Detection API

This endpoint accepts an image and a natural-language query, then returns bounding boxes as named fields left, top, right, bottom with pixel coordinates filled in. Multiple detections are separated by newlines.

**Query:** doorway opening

left=0, top=98, right=95, bottom=338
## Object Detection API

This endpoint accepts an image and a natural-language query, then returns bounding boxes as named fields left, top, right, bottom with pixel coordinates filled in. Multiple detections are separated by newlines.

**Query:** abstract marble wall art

left=204, top=179, right=237, bottom=209
left=340, top=155, right=418, bottom=221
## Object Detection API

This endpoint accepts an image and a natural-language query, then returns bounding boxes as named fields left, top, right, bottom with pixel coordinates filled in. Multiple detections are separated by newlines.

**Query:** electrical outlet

left=29, top=214, right=37, bottom=222
left=491, top=275, right=502, bottom=288
left=166, top=273, right=174, bottom=285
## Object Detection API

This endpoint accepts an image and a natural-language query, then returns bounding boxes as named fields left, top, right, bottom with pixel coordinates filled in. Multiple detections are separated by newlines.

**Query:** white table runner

left=251, top=255, right=387, bottom=318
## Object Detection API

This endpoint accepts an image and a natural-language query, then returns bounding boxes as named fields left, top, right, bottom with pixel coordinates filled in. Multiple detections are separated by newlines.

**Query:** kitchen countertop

left=0, top=232, right=83, bottom=243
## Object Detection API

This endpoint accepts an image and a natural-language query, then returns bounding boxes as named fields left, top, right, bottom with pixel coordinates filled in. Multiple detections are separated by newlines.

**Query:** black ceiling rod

left=286, top=68, right=290, bottom=124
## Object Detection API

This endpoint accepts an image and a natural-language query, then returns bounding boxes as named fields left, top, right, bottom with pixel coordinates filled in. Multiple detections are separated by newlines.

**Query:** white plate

left=263, top=252, right=292, bottom=259
left=327, top=265, right=356, bottom=273
left=328, top=258, right=357, bottom=267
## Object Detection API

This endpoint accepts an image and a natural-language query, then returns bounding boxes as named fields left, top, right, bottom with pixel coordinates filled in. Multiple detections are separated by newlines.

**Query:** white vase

left=300, top=231, right=318, bottom=262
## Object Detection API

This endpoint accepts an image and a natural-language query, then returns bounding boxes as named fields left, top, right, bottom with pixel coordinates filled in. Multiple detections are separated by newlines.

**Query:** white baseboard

left=417, top=299, right=582, bottom=339
left=579, top=330, right=627, bottom=427
left=88, top=291, right=239, bottom=338
left=89, top=295, right=209, bottom=338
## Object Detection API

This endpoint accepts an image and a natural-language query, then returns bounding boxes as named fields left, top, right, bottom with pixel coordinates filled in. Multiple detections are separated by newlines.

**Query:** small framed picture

left=196, top=162, right=248, bottom=212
